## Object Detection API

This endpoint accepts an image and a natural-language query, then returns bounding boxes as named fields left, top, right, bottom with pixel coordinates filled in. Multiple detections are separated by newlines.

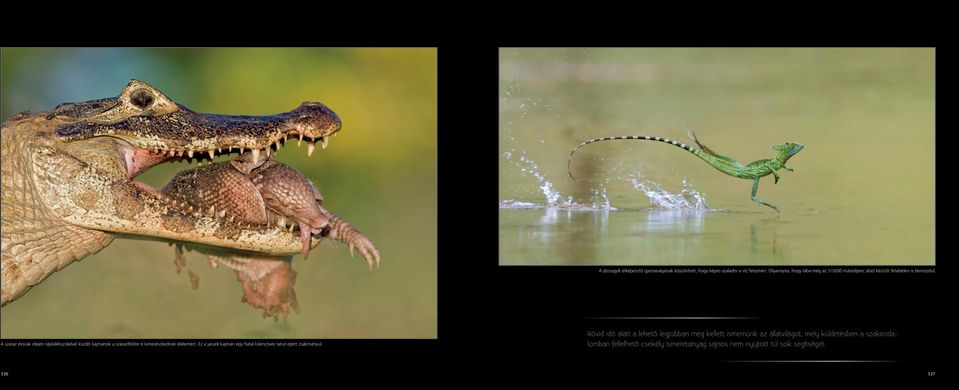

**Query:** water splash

left=501, top=152, right=617, bottom=211
left=500, top=79, right=616, bottom=211
left=629, top=177, right=709, bottom=210
left=590, top=187, right=613, bottom=210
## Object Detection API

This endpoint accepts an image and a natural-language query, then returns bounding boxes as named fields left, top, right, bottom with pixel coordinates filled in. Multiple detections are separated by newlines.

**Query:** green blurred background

left=500, top=48, right=934, bottom=265
left=1, top=48, right=436, bottom=338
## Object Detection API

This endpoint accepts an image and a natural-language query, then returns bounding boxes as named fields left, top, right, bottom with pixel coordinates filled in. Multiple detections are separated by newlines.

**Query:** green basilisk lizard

left=568, top=131, right=804, bottom=213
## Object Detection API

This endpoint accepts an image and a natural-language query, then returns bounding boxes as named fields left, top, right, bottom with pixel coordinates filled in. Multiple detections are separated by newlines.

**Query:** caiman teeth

left=208, top=150, right=215, bottom=160
left=187, top=150, right=194, bottom=158
left=218, top=210, right=226, bottom=218
left=321, top=136, right=329, bottom=149
left=298, top=133, right=304, bottom=146
left=251, top=148, right=260, bottom=162
left=307, top=141, right=315, bottom=157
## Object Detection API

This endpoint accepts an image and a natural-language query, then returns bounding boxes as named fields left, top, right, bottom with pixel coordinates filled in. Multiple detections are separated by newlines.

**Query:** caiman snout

left=284, top=102, right=342, bottom=148
left=292, top=101, right=341, bottom=128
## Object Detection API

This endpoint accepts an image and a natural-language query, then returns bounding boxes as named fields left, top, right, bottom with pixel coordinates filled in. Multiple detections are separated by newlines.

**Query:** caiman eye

left=130, top=89, right=155, bottom=109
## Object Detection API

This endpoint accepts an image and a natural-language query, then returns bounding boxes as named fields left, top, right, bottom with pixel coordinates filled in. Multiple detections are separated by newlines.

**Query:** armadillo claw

left=348, top=235, right=380, bottom=272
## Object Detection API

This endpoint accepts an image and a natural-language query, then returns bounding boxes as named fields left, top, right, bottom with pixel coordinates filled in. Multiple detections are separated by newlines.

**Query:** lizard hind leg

left=688, top=129, right=704, bottom=148
left=750, top=178, right=781, bottom=214
left=688, top=129, right=741, bottom=165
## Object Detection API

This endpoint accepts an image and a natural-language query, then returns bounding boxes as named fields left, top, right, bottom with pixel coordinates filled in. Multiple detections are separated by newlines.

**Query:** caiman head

left=1, top=80, right=341, bottom=304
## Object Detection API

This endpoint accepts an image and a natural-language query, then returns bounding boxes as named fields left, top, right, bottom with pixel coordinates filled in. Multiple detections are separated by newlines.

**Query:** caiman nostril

left=130, top=89, right=155, bottom=109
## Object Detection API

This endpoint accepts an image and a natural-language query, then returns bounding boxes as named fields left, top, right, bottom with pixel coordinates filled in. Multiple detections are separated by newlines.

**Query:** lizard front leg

left=765, top=163, right=781, bottom=184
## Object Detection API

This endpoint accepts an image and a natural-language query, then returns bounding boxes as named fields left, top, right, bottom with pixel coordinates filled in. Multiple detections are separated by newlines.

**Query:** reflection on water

left=642, top=208, right=705, bottom=233
left=171, top=243, right=301, bottom=320
left=499, top=208, right=779, bottom=265
left=500, top=203, right=931, bottom=265
left=539, top=207, right=611, bottom=230
left=501, top=208, right=715, bottom=265
left=750, top=216, right=784, bottom=263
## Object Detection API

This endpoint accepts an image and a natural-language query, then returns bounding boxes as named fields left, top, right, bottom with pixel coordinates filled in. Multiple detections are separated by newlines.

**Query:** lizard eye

left=130, top=89, right=155, bottom=109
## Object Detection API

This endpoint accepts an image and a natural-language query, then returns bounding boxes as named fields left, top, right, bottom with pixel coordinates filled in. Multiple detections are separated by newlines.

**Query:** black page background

left=0, top=42, right=943, bottom=379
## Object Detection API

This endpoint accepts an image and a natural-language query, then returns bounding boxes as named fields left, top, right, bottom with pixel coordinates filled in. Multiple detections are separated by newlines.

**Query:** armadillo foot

left=348, top=233, right=380, bottom=272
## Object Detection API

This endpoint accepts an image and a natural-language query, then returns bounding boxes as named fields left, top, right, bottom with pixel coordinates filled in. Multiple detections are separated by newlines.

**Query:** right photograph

left=499, top=48, right=934, bottom=265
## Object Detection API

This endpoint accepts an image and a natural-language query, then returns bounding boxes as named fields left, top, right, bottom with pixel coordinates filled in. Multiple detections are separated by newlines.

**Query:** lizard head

left=8, top=79, right=342, bottom=256
left=772, top=142, right=804, bottom=160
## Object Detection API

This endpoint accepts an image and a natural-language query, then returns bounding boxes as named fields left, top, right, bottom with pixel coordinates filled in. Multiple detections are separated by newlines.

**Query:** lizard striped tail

left=568, top=136, right=701, bottom=180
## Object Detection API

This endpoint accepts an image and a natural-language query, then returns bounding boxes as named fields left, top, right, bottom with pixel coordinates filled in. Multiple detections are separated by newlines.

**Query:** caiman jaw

left=59, top=101, right=342, bottom=178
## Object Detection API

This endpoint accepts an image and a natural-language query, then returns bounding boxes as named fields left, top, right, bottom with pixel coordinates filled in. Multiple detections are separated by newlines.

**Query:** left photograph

left=1, top=48, right=437, bottom=338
